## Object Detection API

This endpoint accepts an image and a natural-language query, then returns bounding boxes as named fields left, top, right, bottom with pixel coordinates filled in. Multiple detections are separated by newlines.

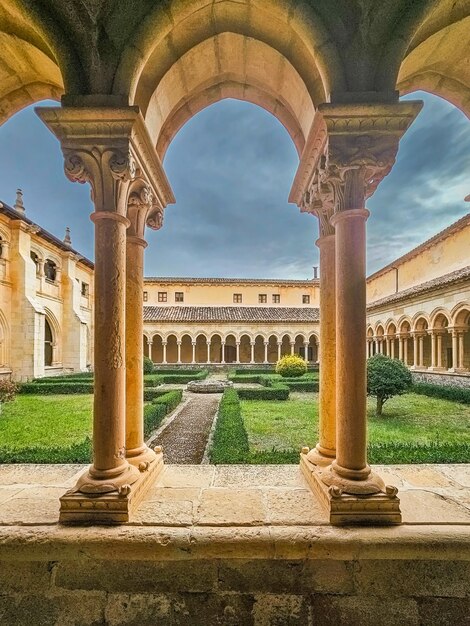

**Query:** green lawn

left=241, top=392, right=470, bottom=462
left=0, top=394, right=93, bottom=448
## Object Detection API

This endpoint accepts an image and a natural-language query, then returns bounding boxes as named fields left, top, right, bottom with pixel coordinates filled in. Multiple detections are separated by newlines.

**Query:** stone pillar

left=404, top=337, right=409, bottom=365
left=250, top=341, right=255, bottom=364
left=125, top=228, right=156, bottom=467
left=451, top=330, right=458, bottom=370
left=307, top=232, right=336, bottom=466
left=236, top=341, right=240, bottom=364
left=431, top=332, right=437, bottom=368
left=437, top=333, right=443, bottom=368
left=390, top=338, right=395, bottom=359
left=36, top=105, right=174, bottom=523
left=162, top=341, right=167, bottom=364
left=398, top=337, right=403, bottom=362
left=290, top=341, right=295, bottom=355
left=322, top=206, right=385, bottom=494
left=264, top=341, right=269, bottom=364
left=177, top=341, right=182, bottom=364
left=206, top=340, right=210, bottom=364
left=458, top=332, right=465, bottom=370
left=277, top=341, right=281, bottom=361
left=221, top=342, right=226, bottom=364
left=304, top=341, right=309, bottom=362
left=419, top=334, right=425, bottom=368
left=412, top=334, right=418, bottom=368
left=191, top=341, right=196, bottom=364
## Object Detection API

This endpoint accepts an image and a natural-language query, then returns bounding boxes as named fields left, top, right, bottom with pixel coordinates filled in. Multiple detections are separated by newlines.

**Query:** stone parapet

left=411, top=370, right=470, bottom=388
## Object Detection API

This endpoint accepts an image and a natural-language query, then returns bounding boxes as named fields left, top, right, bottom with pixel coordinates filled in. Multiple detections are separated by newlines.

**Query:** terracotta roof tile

left=367, top=265, right=470, bottom=310
left=144, top=276, right=318, bottom=286
left=143, top=306, right=319, bottom=323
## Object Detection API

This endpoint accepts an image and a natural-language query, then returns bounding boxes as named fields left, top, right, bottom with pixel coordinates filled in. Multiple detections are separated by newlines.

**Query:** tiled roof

left=367, top=213, right=470, bottom=282
left=144, top=276, right=318, bottom=286
left=143, top=306, right=319, bottom=323
left=0, top=201, right=94, bottom=269
left=367, top=265, right=470, bottom=310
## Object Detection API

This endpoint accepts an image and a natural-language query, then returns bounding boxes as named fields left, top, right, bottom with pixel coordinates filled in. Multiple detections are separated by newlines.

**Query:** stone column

left=264, top=341, right=269, bottom=364
left=235, top=341, right=240, bottom=364
left=206, top=340, right=210, bottom=364
left=308, top=232, right=336, bottom=466
left=419, top=335, right=424, bottom=368
left=404, top=336, right=409, bottom=365
left=191, top=341, right=196, bottom=364
left=437, top=333, right=443, bottom=368
left=250, top=341, right=255, bottom=364
left=125, top=226, right=156, bottom=467
left=398, top=337, right=403, bottom=362
left=277, top=341, right=281, bottom=361
left=390, top=338, right=395, bottom=359
left=162, top=341, right=167, bottom=364
left=304, top=341, right=309, bottom=362
left=290, top=341, right=295, bottom=355
left=177, top=341, right=182, bottom=364
left=430, top=332, right=437, bottom=368
left=412, top=334, right=419, bottom=368
left=36, top=105, right=175, bottom=523
left=221, top=341, right=226, bottom=364
left=458, top=332, right=465, bottom=370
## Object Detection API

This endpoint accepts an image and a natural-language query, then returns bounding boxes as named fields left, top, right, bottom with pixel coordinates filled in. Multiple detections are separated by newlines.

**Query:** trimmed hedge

left=20, top=382, right=94, bottom=395
left=32, top=376, right=93, bottom=384
left=412, top=382, right=470, bottom=405
left=154, top=369, right=206, bottom=375
left=143, top=390, right=183, bottom=439
left=368, top=441, right=470, bottom=464
left=236, top=385, right=289, bottom=400
left=283, top=380, right=319, bottom=392
left=0, top=437, right=93, bottom=464
left=210, top=389, right=249, bottom=463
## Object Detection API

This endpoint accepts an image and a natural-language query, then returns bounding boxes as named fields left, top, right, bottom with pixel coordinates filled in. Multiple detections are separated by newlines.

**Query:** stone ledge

left=1, top=524, right=470, bottom=563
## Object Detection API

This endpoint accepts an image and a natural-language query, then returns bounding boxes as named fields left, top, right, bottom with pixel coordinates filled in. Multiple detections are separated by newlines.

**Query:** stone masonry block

left=416, top=597, right=470, bottom=626
left=171, top=592, right=255, bottom=626
left=105, top=593, right=172, bottom=626
left=252, top=593, right=309, bottom=626
left=218, top=560, right=304, bottom=594
left=354, top=560, right=470, bottom=598
left=54, top=559, right=218, bottom=594
left=311, top=594, right=420, bottom=626
left=0, top=561, right=53, bottom=592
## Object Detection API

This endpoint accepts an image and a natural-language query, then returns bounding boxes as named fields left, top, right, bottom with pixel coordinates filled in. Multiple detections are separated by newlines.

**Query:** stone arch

left=195, top=333, right=208, bottom=364
left=280, top=333, right=292, bottom=357
left=308, top=332, right=319, bottom=363
left=239, top=333, right=252, bottom=364
left=180, top=333, right=193, bottom=364
left=253, top=334, right=266, bottom=364
left=267, top=333, right=279, bottom=364
left=43, top=308, right=60, bottom=367
left=0, top=308, right=9, bottom=368
left=224, top=333, right=237, bottom=364
left=166, top=334, right=178, bottom=364
left=430, top=309, right=451, bottom=330
left=116, top=0, right=341, bottom=119
left=412, top=314, right=429, bottom=333
left=451, top=303, right=470, bottom=328
left=209, top=333, right=222, bottom=364
left=151, top=333, right=164, bottom=363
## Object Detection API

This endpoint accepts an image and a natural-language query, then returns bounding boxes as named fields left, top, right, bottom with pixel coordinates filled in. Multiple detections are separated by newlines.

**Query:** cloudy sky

left=0, top=91, right=468, bottom=279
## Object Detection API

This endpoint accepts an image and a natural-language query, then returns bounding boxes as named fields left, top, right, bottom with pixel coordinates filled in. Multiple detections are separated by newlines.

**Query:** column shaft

left=437, top=334, right=443, bottom=368
left=458, top=333, right=464, bottom=369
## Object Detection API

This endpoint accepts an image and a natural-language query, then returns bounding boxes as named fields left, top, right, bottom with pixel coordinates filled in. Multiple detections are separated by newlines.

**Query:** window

left=158, top=292, right=167, bottom=302
left=44, top=259, right=57, bottom=282
left=30, top=251, right=40, bottom=275
left=272, top=294, right=280, bottom=303
left=258, top=294, right=267, bottom=303
left=302, top=295, right=310, bottom=304
left=81, top=282, right=89, bottom=297
left=233, top=293, right=242, bottom=303
left=143, top=291, right=148, bottom=302
left=175, top=292, right=184, bottom=303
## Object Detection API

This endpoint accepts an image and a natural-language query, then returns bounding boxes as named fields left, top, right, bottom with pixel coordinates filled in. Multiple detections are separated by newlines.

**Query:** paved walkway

left=152, top=392, right=221, bottom=464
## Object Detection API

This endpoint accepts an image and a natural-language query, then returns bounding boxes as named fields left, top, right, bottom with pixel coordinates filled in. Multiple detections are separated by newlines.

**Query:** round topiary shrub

left=143, top=356, right=154, bottom=374
left=275, top=354, right=307, bottom=378
left=367, top=354, right=412, bottom=416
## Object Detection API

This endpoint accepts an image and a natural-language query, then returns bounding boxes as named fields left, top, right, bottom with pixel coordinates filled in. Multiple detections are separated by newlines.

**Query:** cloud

left=0, top=92, right=468, bottom=280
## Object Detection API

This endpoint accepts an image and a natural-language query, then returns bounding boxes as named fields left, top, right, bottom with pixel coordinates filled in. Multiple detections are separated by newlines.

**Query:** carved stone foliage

left=297, top=101, right=423, bottom=229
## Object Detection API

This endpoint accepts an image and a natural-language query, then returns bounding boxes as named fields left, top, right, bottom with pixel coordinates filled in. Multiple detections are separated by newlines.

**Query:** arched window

left=44, top=318, right=53, bottom=366
left=30, top=251, right=40, bottom=275
left=44, top=259, right=57, bottom=282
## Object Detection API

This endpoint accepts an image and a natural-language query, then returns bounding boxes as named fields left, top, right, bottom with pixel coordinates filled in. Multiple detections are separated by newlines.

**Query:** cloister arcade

left=0, top=0, right=468, bottom=530
left=368, top=305, right=470, bottom=372
left=143, top=331, right=319, bottom=365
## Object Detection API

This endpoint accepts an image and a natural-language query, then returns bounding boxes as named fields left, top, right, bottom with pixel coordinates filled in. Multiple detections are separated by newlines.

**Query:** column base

left=59, top=452, right=164, bottom=524
left=300, top=451, right=401, bottom=525
left=305, top=444, right=335, bottom=467
left=126, top=444, right=159, bottom=471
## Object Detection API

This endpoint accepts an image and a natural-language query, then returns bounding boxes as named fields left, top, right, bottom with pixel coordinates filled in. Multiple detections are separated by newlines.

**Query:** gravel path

left=153, top=393, right=222, bottom=464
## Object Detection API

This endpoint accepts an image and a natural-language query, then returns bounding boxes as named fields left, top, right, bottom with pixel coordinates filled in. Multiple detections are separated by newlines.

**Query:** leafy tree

left=367, top=354, right=412, bottom=416
left=143, top=355, right=154, bottom=374
left=0, top=380, right=18, bottom=414
left=275, top=354, right=307, bottom=378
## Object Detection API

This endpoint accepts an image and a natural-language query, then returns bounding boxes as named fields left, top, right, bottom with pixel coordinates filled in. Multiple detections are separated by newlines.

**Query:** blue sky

left=0, top=92, right=468, bottom=278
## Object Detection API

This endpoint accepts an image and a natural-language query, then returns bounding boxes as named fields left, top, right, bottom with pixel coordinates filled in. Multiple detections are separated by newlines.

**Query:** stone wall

left=412, top=370, right=470, bottom=388
left=0, top=556, right=468, bottom=625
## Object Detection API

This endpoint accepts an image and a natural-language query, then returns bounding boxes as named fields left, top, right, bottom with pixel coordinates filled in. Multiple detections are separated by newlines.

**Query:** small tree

left=367, top=354, right=412, bottom=416
left=275, top=354, right=307, bottom=378
left=143, top=355, right=154, bottom=374
left=0, top=379, right=18, bottom=414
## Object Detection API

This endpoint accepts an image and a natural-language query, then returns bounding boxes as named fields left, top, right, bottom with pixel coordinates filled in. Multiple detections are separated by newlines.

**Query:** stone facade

left=0, top=192, right=94, bottom=381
